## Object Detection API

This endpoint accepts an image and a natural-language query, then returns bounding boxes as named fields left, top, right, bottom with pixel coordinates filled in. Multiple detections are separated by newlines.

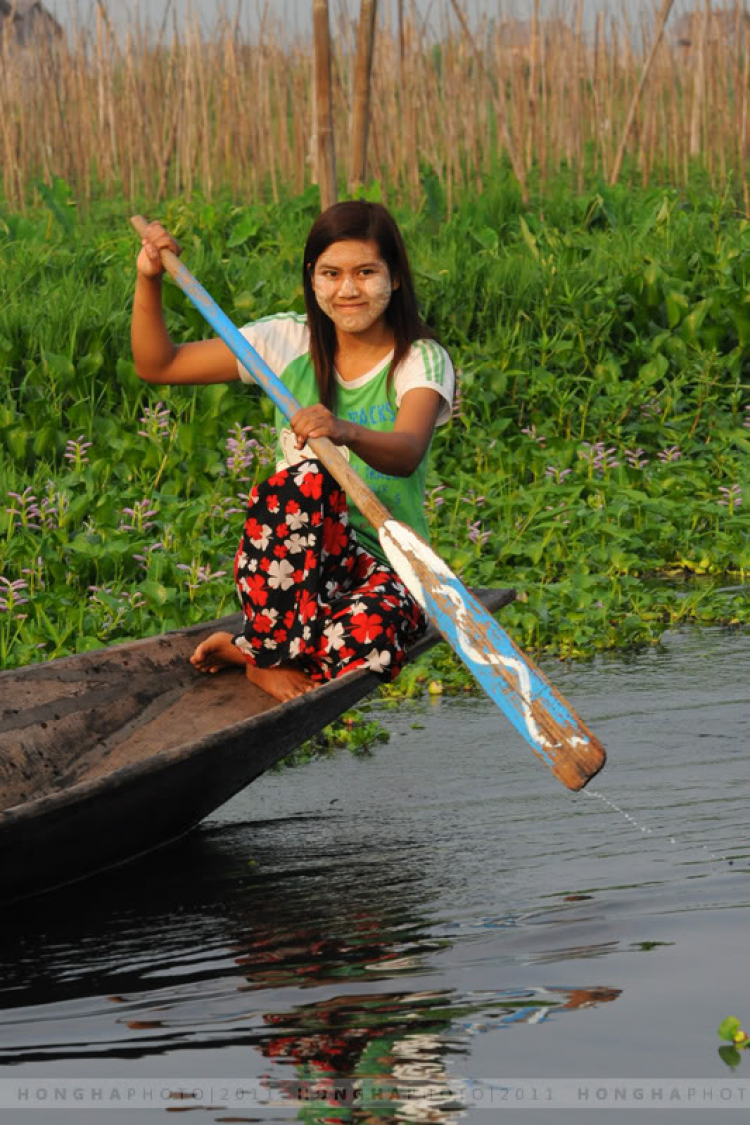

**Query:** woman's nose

left=338, top=275, right=359, bottom=296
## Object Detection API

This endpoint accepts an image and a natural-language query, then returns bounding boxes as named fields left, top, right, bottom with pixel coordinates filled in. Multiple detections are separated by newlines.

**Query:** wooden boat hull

left=0, top=588, right=514, bottom=902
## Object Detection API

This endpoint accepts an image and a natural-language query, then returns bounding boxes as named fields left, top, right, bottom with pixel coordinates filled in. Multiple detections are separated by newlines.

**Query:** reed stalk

left=1, top=0, right=749, bottom=212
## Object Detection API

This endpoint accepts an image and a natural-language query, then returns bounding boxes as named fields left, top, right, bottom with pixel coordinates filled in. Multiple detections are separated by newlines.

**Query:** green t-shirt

left=237, top=313, right=454, bottom=563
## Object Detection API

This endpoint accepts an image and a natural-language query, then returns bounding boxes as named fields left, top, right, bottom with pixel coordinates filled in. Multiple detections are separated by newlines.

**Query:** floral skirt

left=232, top=460, right=427, bottom=682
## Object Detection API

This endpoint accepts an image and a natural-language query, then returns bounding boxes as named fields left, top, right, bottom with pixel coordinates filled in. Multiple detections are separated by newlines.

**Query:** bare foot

left=190, top=631, right=246, bottom=674
left=245, top=662, right=317, bottom=702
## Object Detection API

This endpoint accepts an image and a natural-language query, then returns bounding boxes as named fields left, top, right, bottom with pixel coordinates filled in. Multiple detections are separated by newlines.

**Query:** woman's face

left=311, top=239, right=397, bottom=336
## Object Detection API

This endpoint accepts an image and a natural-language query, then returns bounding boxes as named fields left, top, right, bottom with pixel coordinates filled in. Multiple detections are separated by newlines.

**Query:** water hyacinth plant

left=0, top=176, right=748, bottom=679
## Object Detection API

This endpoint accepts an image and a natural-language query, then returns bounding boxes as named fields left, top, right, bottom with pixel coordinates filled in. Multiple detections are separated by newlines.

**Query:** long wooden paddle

left=131, top=216, right=606, bottom=790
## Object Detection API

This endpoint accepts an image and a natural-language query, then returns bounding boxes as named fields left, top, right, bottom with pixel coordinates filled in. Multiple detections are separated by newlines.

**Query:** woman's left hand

left=291, top=405, right=352, bottom=448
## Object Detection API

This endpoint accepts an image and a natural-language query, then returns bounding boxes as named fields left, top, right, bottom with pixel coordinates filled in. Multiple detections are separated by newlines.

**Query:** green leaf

left=227, top=210, right=262, bottom=248
left=518, top=216, right=540, bottom=261
left=141, top=581, right=175, bottom=607
left=718, top=1016, right=742, bottom=1042
left=719, top=1046, right=742, bottom=1069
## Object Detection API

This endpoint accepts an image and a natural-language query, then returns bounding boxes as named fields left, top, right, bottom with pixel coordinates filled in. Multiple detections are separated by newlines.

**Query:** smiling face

left=311, top=239, right=398, bottom=336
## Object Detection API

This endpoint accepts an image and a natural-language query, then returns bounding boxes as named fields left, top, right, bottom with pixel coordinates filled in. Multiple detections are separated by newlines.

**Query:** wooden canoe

left=0, top=588, right=514, bottom=902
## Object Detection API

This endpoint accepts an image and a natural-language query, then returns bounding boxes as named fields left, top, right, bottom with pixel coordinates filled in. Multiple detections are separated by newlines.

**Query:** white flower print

left=285, top=509, right=309, bottom=531
left=267, top=558, right=295, bottom=590
left=293, top=461, right=317, bottom=486
left=234, top=635, right=252, bottom=655
left=263, top=638, right=278, bottom=650
left=322, top=620, right=346, bottom=651
left=348, top=600, right=368, bottom=616
left=289, top=637, right=303, bottom=658
left=249, top=523, right=272, bottom=550
left=286, top=532, right=307, bottom=555
left=365, top=648, right=391, bottom=674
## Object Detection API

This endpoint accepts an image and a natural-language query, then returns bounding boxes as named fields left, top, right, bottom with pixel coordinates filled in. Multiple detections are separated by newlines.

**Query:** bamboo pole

left=610, top=0, right=675, bottom=185
left=313, top=0, right=337, bottom=208
left=349, top=0, right=377, bottom=193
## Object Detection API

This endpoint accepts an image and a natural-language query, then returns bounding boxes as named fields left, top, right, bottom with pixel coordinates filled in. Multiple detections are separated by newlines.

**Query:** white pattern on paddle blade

left=379, top=520, right=556, bottom=751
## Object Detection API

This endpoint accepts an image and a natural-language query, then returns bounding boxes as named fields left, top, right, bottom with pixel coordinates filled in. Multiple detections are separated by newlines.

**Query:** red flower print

left=284, top=610, right=295, bottom=628
left=329, top=488, right=347, bottom=514
left=276, top=521, right=288, bottom=538
left=273, top=628, right=288, bottom=644
left=323, top=517, right=347, bottom=557
left=292, top=569, right=304, bottom=583
left=311, top=511, right=323, bottom=527
left=298, top=470, right=323, bottom=500
left=245, top=573, right=268, bottom=606
left=350, top=611, right=383, bottom=644
left=259, top=557, right=271, bottom=572
left=273, top=543, right=288, bottom=559
left=268, top=470, right=287, bottom=487
left=266, top=493, right=280, bottom=514
left=285, top=499, right=300, bottom=515
left=298, top=588, right=317, bottom=623
left=304, top=548, right=317, bottom=573
left=254, top=611, right=275, bottom=634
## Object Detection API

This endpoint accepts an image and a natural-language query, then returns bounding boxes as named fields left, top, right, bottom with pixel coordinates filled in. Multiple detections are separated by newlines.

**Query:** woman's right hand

left=136, top=222, right=181, bottom=278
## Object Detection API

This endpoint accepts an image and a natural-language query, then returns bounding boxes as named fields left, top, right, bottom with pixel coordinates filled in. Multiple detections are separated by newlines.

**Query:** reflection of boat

left=0, top=588, right=514, bottom=902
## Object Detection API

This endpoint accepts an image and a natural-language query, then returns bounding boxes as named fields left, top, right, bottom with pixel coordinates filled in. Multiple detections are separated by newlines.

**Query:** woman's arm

left=290, top=387, right=443, bottom=477
left=132, top=223, right=239, bottom=386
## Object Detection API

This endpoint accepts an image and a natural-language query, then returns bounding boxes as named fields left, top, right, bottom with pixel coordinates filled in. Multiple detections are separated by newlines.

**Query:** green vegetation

left=718, top=1016, right=749, bottom=1069
left=1, top=177, right=748, bottom=696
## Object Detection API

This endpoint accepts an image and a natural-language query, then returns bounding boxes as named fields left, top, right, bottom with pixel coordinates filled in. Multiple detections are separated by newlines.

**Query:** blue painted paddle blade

left=379, top=520, right=606, bottom=790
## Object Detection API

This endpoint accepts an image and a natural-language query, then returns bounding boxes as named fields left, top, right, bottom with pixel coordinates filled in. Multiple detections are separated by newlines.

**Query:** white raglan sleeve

left=236, top=314, right=309, bottom=384
left=393, top=340, right=455, bottom=426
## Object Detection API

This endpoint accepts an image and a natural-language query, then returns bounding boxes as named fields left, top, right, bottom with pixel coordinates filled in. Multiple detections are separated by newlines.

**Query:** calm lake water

left=1, top=626, right=748, bottom=1123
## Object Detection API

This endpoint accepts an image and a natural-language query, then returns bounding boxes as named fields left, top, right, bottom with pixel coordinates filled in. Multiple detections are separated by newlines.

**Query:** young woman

left=132, top=200, right=454, bottom=702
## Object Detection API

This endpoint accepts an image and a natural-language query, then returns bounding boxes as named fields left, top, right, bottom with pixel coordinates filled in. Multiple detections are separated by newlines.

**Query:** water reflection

left=0, top=820, right=620, bottom=1111
left=258, top=985, right=620, bottom=1124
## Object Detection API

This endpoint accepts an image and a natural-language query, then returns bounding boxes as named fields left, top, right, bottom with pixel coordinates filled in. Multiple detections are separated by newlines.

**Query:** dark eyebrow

left=316, top=258, right=384, bottom=270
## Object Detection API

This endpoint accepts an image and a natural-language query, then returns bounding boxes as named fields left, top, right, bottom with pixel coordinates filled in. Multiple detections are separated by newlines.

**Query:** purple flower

left=657, top=445, right=681, bottom=463
left=428, top=485, right=446, bottom=509
left=717, top=484, right=743, bottom=510
left=545, top=466, right=572, bottom=484
left=578, top=442, right=619, bottom=474
left=0, top=576, right=29, bottom=618
left=40, top=483, right=69, bottom=530
left=64, top=434, right=93, bottom=468
left=119, top=499, right=158, bottom=532
left=225, top=423, right=260, bottom=479
left=132, top=542, right=164, bottom=569
left=467, top=519, right=490, bottom=547
left=176, top=560, right=227, bottom=593
left=138, top=403, right=172, bottom=443
left=625, top=448, right=649, bottom=469
left=640, top=398, right=662, bottom=419
left=6, top=488, right=41, bottom=531
left=521, top=424, right=547, bottom=447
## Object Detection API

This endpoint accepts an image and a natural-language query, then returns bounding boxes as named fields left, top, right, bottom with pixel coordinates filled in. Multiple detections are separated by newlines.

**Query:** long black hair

left=303, top=200, right=436, bottom=410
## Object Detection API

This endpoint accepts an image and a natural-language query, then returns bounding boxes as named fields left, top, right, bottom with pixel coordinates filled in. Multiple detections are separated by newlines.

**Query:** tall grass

left=2, top=2, right=750, bottom=211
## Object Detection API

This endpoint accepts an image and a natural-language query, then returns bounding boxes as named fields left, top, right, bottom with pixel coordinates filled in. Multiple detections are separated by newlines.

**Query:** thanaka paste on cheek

left=312, top=272, right=393, bottom=332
